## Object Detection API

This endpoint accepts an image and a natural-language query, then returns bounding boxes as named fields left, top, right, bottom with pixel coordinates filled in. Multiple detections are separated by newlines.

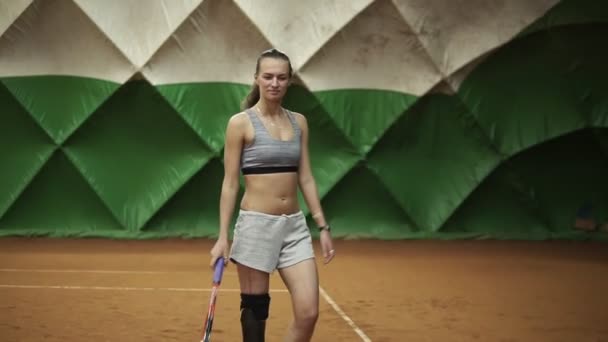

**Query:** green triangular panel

left=520, top=0, right=608, bottom=38
left=0, top=81, right=56, bottom=218
left=143, top=158, right=244, bottom=238
left=0, top=151, right=124, bottom=236
left=313, top=89, right=418, bottom=154
left=594, top=128, right=608, bottom=159
left=310, top=164, right=418, bottom=240
left=283, top=85, right=362, bottom=203
left=2, top=75, right=120, bottom=144
left=561, top=26, right=608, bottom=128
left=368, top=94, right=502, bottom=232
left=63, top=79, right=216, bottom=231
left=442, top=161, right=552, bottom=240
left=447, top=128, right=608, bottom=240
left=458, top=25, right=590, bottom=156
left=156, top=82, right=250, bottom=152
left=503, top=128, right=608, bottom=231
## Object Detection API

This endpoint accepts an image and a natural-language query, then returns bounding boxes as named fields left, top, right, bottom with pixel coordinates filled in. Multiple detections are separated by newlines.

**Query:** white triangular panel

left=74, top=0, right=202, bottom=68
left=0, top=0, right=135, bottom=82
left=0, top=0, right=32, bottom=36
left=234, top=0, right=373, bottom=71
left=298, top=0, right=442, bottom=95
left=143, top=0, right=272, bottom=85
left=393, top=0, right=559, bottom=77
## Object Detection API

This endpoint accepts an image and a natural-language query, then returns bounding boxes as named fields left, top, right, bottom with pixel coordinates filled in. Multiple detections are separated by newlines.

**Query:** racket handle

left=213, top=258, right=225, bottom=284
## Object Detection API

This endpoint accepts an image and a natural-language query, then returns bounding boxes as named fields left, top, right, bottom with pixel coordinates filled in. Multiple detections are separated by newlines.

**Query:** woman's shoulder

left=286, top=110, right=308, bottom=128
left=226, top=111, right=251, bottom=131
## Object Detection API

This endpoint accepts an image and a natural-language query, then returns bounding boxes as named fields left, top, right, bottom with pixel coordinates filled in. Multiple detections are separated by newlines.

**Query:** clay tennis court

left=1, top=237, right=607, bottom=342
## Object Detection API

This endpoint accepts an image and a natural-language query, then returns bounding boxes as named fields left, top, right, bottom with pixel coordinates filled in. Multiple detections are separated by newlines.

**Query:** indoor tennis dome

left=1, top=0, right=606, bottom=240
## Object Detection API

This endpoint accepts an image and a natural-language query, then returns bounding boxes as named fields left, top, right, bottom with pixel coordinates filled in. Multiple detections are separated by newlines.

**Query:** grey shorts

left=229, top=209, right=315, bottom=274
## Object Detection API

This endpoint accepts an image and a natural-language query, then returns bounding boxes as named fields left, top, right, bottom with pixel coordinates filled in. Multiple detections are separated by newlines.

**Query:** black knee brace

left=240, top=293, right=270, bottom=342
left=240, top=293, right=271, bottom=320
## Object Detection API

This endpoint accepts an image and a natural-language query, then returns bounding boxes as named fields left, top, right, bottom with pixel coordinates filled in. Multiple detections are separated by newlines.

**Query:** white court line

left=1, top=269, right=369, bottom=340
left=0, top=268, right=168, bottom=274
left=0, top=268, right=236, bottom=275
left=320, top=286, right=372, bottom=342
left=0, top=284, right=288, bottom=293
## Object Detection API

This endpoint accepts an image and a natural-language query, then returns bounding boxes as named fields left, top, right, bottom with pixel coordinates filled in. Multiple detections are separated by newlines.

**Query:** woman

left=209, top=48, right=335, bottom=342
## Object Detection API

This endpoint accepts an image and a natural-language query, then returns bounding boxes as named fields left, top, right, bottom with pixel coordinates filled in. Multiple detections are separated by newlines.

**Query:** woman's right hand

left=209, top=238, right=229, bottom=268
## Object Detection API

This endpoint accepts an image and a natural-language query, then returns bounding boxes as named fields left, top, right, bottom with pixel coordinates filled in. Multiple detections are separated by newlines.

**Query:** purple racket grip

left=212, top=258, right=225, bottom=285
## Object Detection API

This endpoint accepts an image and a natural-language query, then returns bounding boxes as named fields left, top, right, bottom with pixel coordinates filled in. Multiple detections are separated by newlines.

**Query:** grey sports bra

left=240, top=108, right=301, bottom=175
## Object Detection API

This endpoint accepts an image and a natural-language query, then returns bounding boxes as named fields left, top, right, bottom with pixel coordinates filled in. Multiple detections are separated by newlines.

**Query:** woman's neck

left=255, top=100, right=282, bottom=117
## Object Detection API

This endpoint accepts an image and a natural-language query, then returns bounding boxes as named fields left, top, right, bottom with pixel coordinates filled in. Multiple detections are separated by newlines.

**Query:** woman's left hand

left=320, top=230, right=335, bottom=264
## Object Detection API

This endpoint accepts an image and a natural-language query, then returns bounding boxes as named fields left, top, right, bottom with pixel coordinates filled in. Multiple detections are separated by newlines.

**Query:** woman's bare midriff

left=240, top=172, right=300, bottom=215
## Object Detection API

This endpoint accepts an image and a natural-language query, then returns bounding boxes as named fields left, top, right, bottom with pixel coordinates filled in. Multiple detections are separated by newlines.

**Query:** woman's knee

left=294, top=305, right=319, bottom=326
left=240, top=293, right=271, bottom=321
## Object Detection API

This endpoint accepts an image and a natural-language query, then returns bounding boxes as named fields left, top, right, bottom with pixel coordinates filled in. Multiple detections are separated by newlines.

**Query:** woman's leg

left=278, top=259, right=319, bottom=342
left=237, top=263, right=271, bottom=342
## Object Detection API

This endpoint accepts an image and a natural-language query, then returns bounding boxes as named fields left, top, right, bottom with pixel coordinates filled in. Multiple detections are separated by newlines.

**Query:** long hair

left=241, top=48, right=293, bottom=110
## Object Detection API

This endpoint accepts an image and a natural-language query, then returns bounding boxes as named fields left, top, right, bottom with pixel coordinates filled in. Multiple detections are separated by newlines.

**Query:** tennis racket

left=201, top=258, right=226, bottom=342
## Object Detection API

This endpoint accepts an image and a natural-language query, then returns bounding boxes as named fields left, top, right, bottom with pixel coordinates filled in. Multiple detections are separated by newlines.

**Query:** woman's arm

left=295, top=113, right=335, bottom=264
left=210, top=113, right=244, bottom=266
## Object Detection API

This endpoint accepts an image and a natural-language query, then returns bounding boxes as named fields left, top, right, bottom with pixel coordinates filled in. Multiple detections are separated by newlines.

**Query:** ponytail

left=241, top=82, right=260, bottom=110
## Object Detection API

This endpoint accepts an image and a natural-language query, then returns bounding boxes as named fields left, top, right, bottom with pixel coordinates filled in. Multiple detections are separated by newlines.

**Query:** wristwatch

left=318, top=224, right=331, bottom=232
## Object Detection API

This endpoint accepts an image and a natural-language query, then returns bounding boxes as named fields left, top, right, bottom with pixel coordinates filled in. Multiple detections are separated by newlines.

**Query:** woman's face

left=255, top=57, right=290, bottom=102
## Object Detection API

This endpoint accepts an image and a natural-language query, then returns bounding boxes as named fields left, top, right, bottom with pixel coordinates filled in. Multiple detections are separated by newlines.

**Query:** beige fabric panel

left=0, top=0, right=32, bottom=36
left=0, top=0, right=135, bottom=81
left=143, top=0, right=271, bottom=85
left=393, top=0, right=558, bottom=78
left=74, top=0, right=202, bottom=68
left=0, top=0, right=562, bottom=92
left=234, top=0, right=373, bottom=71
left=298, top=0, right=442, bottom=95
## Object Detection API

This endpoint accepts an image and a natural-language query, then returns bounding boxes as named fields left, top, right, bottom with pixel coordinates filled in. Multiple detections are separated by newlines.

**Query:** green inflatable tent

left=1, top=0, right=606, bottom=240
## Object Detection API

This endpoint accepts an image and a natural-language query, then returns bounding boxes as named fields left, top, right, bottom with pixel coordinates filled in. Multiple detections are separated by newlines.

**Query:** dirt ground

left=1, top=237, right=607, bottom=342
